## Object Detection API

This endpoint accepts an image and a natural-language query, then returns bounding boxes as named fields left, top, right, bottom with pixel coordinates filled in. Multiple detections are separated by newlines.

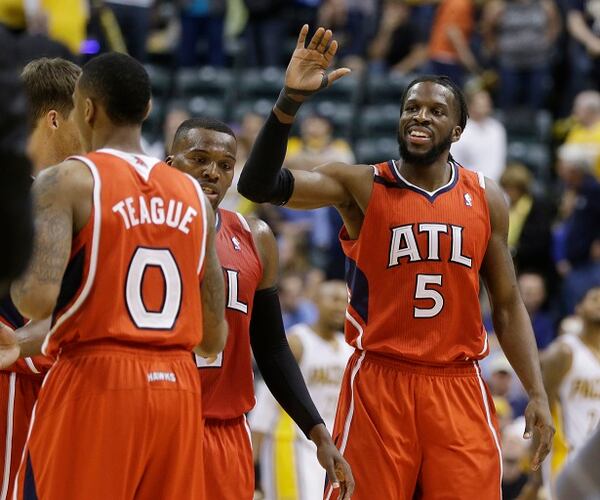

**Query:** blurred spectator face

left=558, top=315, right=584, bottom=336
left=488, top=355, right=513, bottom=397
left=280, top=275, right=305, bottom=313
left=316, top=281, right=348, bottom=331
left=572, top=91, right=600, bottom=128
left=518, top=273, right=546, bottom=314
left=557, top=144, right=594, bottom=186
left=467, top=90, right=492, bottom=122
left=163, top=108, right=191, bottom=155
left=576, top=287, right=600, bottom=325
left=502, top=434, right=527, bottom=483
left=240, top=112, right=264, bottom=143
left=301, top=115, right=333, bottom=148
left=398, top=82, right=460, bottom=166
left=500, top=163, right=532, bottom=206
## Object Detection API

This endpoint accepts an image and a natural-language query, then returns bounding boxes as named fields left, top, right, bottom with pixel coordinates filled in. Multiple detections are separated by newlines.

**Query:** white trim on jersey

left=13, top=358, right=58, bottom=500
left=184, top=174, right=208, bottom=275
left=345, top=310, right=364, bottom=350
left=392, top=159, right=457, bottom=197
left=1, top=373, right=16, bottom=500
left=477, top=171, right=486, bottom=189
left=235, top=212, right=251, bottom=233
left=477, top=331, right=489, bottom=357
left=243, top=415, right=253, bottom=450
left=324, top=351, right=366, bottom=500
left=96, top=148, right=161, bottom=183
left=23, top=358, right=39, bottom=375
left=42, top=157, right=102, bottom=355
left=474, top=362, right=503, bottom=494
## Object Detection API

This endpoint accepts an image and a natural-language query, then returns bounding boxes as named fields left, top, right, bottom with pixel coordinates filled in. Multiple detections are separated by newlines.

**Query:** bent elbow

left=196, top=321, right=228, bottom=358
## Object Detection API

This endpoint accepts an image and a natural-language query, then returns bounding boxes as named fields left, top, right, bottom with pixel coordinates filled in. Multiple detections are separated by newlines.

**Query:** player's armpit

left=11, top=162, right=88, bottom=320
left=196, top=204, right=228, bottom=357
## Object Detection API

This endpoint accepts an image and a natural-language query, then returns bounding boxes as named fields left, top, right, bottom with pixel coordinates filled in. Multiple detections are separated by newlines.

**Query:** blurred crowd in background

left=2, top=0, right=600, bottom=498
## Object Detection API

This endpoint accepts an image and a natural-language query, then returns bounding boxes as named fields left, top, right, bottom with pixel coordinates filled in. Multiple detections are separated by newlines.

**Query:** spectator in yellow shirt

left=565, top=90, right=600, bottom=179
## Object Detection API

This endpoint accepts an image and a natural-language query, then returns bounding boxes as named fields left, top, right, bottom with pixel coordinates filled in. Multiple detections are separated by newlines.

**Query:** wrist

left=308, top=422, right=330, bottom=445
left=274, top=89, right=305, bottom=120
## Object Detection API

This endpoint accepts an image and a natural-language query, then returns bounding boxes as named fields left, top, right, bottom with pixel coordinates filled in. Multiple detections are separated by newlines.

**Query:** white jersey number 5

left=414, top=274, right=444, bottom=318
left=125, top=247, right=182, bottom=329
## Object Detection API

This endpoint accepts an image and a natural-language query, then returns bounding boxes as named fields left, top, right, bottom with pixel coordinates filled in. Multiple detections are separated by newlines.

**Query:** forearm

left=447, top=26, right=478, bottom=71
left=237, top=110, right=296, bottom=205
left=250, top=288, right=324, bottom=437
left=17, top=318, right=51, bottom=357
left=568, top=11, right=600, bottom=47
left=493, top=298, right=546, bottom=398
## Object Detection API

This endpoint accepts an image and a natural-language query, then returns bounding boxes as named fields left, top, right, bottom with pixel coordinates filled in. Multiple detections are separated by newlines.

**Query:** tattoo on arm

left=11, top=167, right=73, bottom=312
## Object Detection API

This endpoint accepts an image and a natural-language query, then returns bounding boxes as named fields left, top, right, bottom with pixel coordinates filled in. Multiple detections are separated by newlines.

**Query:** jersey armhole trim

left=235, top=212, right=252, bottom=233
left=477, top=171, right=486, bottom=189
left=42, top=155, right=102, bottom=355
left=185, top=174, right=208, bottom=275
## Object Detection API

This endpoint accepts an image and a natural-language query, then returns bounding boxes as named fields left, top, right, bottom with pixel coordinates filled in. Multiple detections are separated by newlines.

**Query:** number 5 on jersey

left=414, top=274, right=444, bottom=318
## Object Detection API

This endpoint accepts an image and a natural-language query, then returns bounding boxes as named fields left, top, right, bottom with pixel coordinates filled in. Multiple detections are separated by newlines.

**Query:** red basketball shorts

left=0, top=372, right=43, bottom=500
left=203, top=415, right=254, bottom=499
left=12, top=343, right=205, bottom=500
left=325, top=350, right=502, bottom=500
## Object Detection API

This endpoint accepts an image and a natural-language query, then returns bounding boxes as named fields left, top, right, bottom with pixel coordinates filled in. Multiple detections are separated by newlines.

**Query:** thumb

left=325, top=460, right=340, bottom=489
left=523, top=412, right=534, bottom=439
left=327, top=68, right=352, bottom=86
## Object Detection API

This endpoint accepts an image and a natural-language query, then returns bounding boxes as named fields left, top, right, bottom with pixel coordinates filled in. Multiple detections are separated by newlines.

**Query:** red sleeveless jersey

left=342, top=160, right=491, bottom=363
left=42, top=148, right=208, bottom=357
left=196, top=209, right=263, bottom=420
left=0, top=298, right=52, bottom=376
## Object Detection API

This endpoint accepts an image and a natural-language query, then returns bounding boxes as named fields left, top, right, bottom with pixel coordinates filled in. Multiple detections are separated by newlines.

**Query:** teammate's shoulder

left=541, top=337, right=574, bottom=372
left=35, top=159, right=92, bottom=195
left=242, top=215, right=275, bottom=240
left=313, top=161, right=373, bottom=180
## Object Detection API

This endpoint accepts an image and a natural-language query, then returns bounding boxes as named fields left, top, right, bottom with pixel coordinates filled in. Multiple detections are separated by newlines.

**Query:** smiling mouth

left=407, top=127, right=433, bottom=141
left=201, top=185, right=219, bottom=197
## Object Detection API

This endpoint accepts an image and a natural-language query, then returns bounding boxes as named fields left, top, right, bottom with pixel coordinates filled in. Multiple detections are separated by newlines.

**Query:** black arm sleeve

left=249, top=287, right=324, bottom=437
left=237, top=111, right=295, bottom=206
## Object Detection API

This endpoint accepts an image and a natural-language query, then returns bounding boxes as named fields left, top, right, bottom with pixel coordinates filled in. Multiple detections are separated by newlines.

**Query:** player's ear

left=165, top=155, right=173, bottom=166
left=84, top=97, right=95, bottom=125
left=143, top=99, right=152, bottom=121
left=451, top=125, right=462, bottom=143
left=46, top=110, right=59, bottom=130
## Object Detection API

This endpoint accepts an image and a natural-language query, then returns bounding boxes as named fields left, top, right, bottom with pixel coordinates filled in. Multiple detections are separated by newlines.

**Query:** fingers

left=325, top=39, right=339, bottom=60
left=317, top=29, right=333, bottom=53
left=326, top=460, right=340, bottom=490
left=337, top=460, right=355, bottom=500
left=532, top=425, right=554, bottom=470
left=523, top=410, right=534, bottom=440
left=328, top=68, right=352, bottom=86
left=296, top=24, right=309, bottom=49
left=307, top=27, right=326, bottom=50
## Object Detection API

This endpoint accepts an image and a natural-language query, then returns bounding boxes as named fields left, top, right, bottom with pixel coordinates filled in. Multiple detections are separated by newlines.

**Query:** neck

left=398, top=156, right=452, bottom=193
left=311, top=320, right=337, bottom=341
left=91, top=125, right=145, bottom=154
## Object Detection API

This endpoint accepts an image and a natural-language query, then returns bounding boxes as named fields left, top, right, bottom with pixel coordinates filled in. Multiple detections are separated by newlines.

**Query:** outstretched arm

left=238, top=25, right=357, bottom=211
left=197, top=203, right=228, bottom=357
left=247, top=217, right=354, bottom=499
left=481, top=179, right=554, bottom=470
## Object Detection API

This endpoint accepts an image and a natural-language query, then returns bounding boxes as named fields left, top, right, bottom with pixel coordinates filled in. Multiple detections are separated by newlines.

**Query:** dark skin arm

left=481, top=178, right=555, bottom=470
left=247, top=216, right=354, bottom=499
left=196, top=204, right=228, bottom=357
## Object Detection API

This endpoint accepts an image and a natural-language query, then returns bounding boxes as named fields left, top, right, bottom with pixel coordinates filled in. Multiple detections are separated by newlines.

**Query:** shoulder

left=245, top=216, right=276, bottom=250
left=34, top=160, right=93, bottom=199
left=483, top=177, right=508, bottom=216
left=313, top=162, right=373, bottom=181
left=541, top=338, right=574, bottom=374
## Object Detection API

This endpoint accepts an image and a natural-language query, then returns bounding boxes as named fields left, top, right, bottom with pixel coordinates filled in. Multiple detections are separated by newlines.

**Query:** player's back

left=43, top=148, right=208, bottom=356
left=342, top=159, right=491, bottom=363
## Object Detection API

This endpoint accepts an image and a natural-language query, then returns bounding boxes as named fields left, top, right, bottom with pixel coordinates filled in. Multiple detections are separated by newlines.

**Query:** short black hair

left=172, top=117, right=236, bottom=150
left=21, top=58, right=81, bottom=125
left=400, top=75, right=469, bottom=130
left=79, top=52, right=150, bottom=126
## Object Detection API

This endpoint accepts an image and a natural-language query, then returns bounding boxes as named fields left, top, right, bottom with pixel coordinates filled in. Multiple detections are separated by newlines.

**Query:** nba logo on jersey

left=232, top=236, right=241, bottom=251
left=464, top=193, right=473, bottom=207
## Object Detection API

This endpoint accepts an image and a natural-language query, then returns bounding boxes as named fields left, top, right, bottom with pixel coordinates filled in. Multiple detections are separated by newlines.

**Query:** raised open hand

left=284, top=25, right=351, bottom=97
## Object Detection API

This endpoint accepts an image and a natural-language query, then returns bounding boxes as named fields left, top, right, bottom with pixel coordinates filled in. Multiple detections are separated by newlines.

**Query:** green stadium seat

left=232, top=99, right=274, bottom=122
left=365, top=73, right=412, bottom=105
left=145, top=64, right=171, bottom=98
left=355, top=137, right=399, bottom=165
left=358, top=104, right=400, bottom=138
left=237, top=67, right=285, bottom=100
left=496, top=109, right=552, bottom=143
left=186, top=97, right=226, bottom=121
left=507, top=141, right=552, bottom=181
left=175, top=67, right=234, bottom=98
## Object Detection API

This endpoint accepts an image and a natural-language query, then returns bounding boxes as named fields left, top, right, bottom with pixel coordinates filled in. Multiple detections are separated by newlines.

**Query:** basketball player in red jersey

left=238, top=26, right=555, bottom=499
left=0, top=57, right=81, bottom=500
left=1, top=53, right=228, bottom=499
left=167, top=117, right=353, bottom=500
